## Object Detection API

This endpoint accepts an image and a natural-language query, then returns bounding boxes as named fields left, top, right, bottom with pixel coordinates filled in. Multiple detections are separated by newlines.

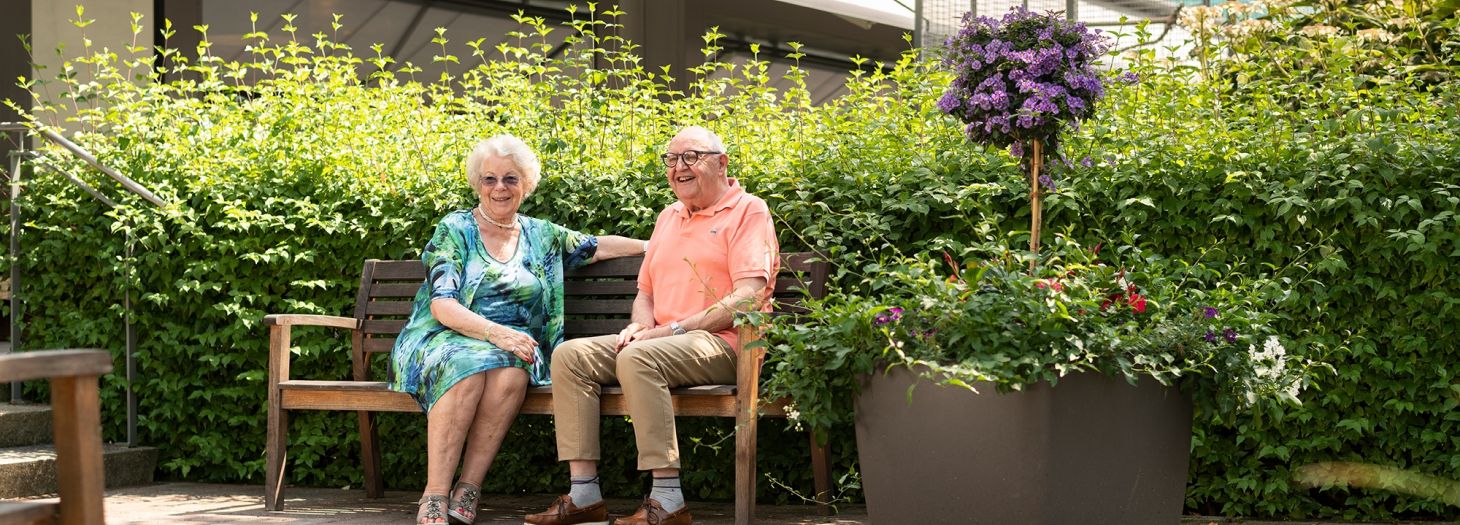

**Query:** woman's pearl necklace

left=474, top=206, right=517, bottom=229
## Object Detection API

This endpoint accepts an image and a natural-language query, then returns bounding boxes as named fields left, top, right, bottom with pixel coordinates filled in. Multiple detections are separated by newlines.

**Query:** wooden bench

left=0, top=349, right=113, bottom=525
left=263, top=253, right=830, bottom=525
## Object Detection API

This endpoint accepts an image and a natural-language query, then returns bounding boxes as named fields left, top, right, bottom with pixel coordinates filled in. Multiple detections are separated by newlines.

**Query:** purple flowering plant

left=937, top=7, right=1111, bottom=156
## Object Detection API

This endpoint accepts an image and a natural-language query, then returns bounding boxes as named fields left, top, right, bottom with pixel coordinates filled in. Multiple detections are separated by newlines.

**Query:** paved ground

left=42, top=483, right=867, bottom=525
left=14, top=483, right=1460, bottom=524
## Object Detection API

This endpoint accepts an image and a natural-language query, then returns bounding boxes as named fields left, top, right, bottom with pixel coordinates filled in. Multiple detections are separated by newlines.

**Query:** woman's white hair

left=465, top=134, right=542, bottom=196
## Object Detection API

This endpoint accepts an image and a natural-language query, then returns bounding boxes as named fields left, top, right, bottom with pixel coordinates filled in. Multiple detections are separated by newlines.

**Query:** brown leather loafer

left=611, top=497, right=691, bottom=525
left=524, top=495, right=610, bottom=525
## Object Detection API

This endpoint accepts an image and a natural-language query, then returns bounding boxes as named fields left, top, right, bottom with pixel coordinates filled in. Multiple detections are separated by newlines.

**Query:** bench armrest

left=734, top=320, right=767, bottom=416
left=0, top=349, right=113, bottom=383
left=266, top=314, right=360, bottom=391
left=262, top=314, right=359, bottom=329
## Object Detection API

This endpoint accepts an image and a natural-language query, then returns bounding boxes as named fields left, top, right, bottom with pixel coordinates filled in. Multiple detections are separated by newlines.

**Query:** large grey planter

left=854, top=366, right=1193, bottom=525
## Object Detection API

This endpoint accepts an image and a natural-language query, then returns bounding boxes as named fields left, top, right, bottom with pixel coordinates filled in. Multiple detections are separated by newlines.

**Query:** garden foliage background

left=7, top=3, right=1460, bottom=520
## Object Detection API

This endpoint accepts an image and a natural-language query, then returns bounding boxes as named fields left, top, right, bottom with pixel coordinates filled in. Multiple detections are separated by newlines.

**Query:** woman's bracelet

left=478, top=319, right=494, bottom=341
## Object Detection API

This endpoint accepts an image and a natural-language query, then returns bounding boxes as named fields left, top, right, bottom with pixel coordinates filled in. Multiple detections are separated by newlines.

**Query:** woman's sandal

left=417, top=494, right=449, bottom=525
left=447, top=482, right=481, bottom=524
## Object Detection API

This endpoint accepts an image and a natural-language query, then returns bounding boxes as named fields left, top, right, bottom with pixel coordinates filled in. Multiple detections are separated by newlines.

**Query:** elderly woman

left=391, top=134, right=646, bottom=525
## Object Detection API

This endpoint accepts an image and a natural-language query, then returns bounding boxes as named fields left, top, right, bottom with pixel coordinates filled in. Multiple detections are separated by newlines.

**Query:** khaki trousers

left=550, top=331, right=735, bottom=470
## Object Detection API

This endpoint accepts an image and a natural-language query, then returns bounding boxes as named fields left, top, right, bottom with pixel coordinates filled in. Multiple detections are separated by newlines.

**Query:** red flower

left=1130, top=293, right=1147, bottom=313
left=941, top=251, right=962, bottom=282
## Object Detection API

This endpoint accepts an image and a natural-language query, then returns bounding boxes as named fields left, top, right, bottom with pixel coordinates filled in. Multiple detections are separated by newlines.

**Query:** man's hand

left=615, top=322, right=648, bottom=351
left=628, top=325, right=674, bottom=346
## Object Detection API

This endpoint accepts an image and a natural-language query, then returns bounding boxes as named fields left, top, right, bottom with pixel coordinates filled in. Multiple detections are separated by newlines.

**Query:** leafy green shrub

left=1175, top=0, right=1460, bottom=86
left=6, top=3, right=1460, bottom=520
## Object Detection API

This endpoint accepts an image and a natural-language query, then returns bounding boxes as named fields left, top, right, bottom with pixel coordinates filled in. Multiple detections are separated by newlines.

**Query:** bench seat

left=277, top=381, right=788, bottom=417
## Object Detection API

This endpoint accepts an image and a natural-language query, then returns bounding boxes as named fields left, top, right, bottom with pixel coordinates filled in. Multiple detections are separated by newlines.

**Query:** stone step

left=0, top=444, right=158, bottom=499
left=0, top=403, right=52, bottom=448
left=0, top=501, right=56, bottom=525
left=0, top=501, right=55, bottom=525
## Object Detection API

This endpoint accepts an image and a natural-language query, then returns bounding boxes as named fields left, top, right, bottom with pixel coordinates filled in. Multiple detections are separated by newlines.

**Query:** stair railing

left=1, top=122, right=170, bottom=448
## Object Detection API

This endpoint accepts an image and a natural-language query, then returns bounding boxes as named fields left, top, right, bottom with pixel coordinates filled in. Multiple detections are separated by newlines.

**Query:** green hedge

left=7, top=6, right=1459, bottom=519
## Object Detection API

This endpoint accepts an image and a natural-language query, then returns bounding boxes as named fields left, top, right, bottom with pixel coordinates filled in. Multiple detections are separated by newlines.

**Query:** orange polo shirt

left=639, top=178, right=779, bottom=350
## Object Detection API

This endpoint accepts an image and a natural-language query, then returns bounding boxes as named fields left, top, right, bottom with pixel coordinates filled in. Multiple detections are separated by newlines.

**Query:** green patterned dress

left=389, top=210, right=598, bottom=412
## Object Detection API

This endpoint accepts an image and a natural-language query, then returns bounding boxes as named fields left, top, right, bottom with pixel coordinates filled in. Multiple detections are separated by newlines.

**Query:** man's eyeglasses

left=660, top=150, right=722, bottom=168
left=479, top=174, right=521, bottom=187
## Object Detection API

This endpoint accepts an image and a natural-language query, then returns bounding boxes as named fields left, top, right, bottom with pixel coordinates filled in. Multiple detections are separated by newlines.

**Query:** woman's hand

left=485, top=322, right=539, bottom=364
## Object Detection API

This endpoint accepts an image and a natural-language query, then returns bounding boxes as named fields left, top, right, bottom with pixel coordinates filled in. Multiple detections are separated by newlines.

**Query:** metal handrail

left=0, top=123, right=166, bottom=207
left=36, top=129, right=166, bottom=207
left=1, top=121, right=168, bottom=448
left=20, top=152, right=118, bottom=208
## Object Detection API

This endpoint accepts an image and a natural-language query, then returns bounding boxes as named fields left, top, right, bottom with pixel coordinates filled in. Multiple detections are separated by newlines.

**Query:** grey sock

left=649, top=476, right=684, bottom=513
left=568, top=476, right=601, bottom=508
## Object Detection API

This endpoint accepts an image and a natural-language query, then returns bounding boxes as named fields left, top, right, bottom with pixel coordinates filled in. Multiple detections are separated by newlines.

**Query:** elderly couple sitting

left=389, top=125, right=779, bottom=525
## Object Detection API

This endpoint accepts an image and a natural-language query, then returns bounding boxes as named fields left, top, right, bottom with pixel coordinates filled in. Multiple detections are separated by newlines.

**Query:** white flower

left=1284, top=381, right=1302, bottom=398
left=1356, top=28, right=1397, bottom=43
left=1249, top=336, right=1288, bottom=379
left=1178, top=6, right=1222, bottom=34
left=1300, top=25, right=1341, bottom=38
left=1219, top=0, right=1258, bottom=18
left=1223, top=19, right=1280, bottom=39
left=784, top=402, right=804, bottom=431
left=1263, top=335, right=1286, bottom=359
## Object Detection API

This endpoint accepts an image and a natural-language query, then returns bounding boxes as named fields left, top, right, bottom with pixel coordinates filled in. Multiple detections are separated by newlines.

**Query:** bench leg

left=265, top=404, right=288, bottom=510
left=734, top=409, right=757, bottom=525
left=358, top=410, right=384, bottom=498
left=51, top=375, right=105, bottom=525
left=810, top=431, right=833, bottom=515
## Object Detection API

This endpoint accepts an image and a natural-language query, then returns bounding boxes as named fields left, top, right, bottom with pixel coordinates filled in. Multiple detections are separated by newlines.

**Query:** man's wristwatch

left=669, top=321, right=687, bottom=336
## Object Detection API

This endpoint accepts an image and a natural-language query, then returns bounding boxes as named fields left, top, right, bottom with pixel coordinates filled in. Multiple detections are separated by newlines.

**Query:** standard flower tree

left=937, top=7, right=1110, bottom=264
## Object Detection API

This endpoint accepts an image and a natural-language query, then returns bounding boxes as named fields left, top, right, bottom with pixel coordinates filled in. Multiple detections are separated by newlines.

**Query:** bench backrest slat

left=364, top=301, right=414, bottom=317
left=564, top=281, right=639, bottom=296
left=351, top=253, right=828, bottom=381
left=370, top=283, right=422, bottom=298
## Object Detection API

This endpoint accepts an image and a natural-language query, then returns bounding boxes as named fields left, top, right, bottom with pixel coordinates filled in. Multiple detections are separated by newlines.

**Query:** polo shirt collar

left=674, top=178, right=745, bottom=218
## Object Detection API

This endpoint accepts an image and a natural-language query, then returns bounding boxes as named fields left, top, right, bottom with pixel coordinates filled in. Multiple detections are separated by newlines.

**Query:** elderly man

left=526, top=126, right=779, bottom=525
